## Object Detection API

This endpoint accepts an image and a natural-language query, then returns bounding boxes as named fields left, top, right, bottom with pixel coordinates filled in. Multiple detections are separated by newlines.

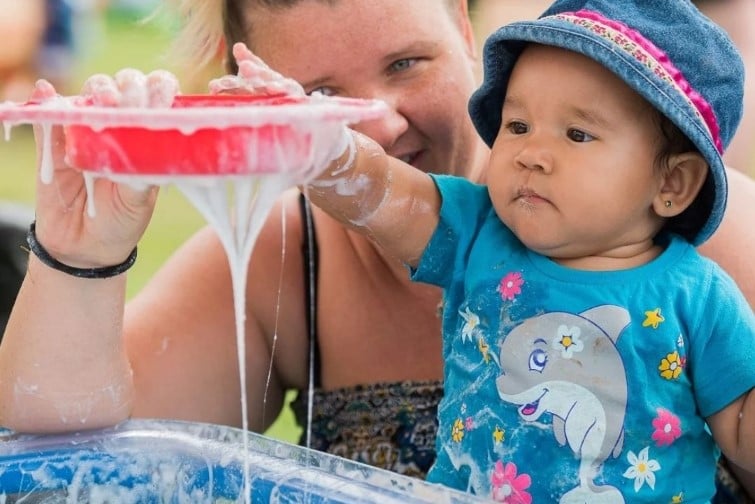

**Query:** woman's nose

left=351, top=98, right=409, bottom=150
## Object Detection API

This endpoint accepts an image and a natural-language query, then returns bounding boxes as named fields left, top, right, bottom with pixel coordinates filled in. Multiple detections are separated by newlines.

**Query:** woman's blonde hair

left=163, top=0, right=226, bottom=73
left=166, top=0, right=462, bottom=75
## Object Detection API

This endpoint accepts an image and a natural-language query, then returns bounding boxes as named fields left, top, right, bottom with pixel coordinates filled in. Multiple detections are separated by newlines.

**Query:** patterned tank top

left=290, top=381, right=442, bottom=478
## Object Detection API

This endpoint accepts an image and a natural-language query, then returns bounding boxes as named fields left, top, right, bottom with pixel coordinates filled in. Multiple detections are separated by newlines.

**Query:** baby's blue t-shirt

left=414, top=175, right=755, bottom=503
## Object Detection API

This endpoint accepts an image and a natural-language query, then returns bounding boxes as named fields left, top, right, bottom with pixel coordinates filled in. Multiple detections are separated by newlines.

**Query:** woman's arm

left=700, top=167, right=755, bottom=496
left=708, top=391, right=755, bottom=473
left=0, top=80, right=158, bottom=432
left=698, top=168, right=755, bottom=308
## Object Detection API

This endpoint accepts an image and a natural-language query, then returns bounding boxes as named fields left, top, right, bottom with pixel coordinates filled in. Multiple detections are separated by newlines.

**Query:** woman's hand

left=30, top=69, right=180, bottom=269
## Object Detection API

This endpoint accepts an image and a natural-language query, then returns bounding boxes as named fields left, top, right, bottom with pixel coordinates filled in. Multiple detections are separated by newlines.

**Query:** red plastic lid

left=0, top=93, right=386, bottom=176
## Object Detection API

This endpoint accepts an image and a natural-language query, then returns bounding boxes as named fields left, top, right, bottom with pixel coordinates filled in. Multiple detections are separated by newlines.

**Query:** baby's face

left=487, top=44, right=666, bottom=262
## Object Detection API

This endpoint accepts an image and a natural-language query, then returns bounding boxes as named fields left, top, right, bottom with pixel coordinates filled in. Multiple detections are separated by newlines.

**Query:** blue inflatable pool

left=0, top=419, right=486, bottom=503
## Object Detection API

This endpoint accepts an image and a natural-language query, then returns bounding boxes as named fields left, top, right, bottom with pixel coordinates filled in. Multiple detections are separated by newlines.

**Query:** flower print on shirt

left=552, top=325, right=584, bottom=358
left=490, top=461, right=532, bottom=504
left=651, top=408, right=682, bottom=446
left=477, top=335, right=500, bottom=366
left=460, top=307, right=480, bottom=344
left=452, top=418, right=465, bottom=443
left=493, top=426, right=505, bottom=444
left=658, top=351, right=684, bottom=380
left=465, top=417, right=475, bottom=431
left=498, top=271, right=524, bottom=301
left=623, top=447, right=661, bottom=492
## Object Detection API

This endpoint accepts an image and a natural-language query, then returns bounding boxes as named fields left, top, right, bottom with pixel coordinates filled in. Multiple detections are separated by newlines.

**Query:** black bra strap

left=299, top=193, right=321, bottom=387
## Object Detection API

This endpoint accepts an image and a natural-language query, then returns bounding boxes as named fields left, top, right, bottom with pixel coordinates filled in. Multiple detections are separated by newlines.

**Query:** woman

left=1, top=0, right=754, bottom=490
left=0, top=0, right=485, bottom=479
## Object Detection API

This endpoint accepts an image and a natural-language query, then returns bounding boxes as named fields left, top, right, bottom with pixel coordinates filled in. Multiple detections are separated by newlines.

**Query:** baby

left=298, top=0, right=754, bottom=502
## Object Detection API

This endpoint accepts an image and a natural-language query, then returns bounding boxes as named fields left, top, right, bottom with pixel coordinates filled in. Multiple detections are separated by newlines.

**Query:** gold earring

left=665, top=200, right=672, bottom=208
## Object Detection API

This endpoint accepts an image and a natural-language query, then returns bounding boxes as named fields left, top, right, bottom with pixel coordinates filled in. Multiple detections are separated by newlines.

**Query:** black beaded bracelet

left=26, top=221, right=137, bottom=279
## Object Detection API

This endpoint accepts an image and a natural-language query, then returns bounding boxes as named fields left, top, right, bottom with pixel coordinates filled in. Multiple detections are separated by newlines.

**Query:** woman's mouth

left=397, top=151, right=421, bottom=168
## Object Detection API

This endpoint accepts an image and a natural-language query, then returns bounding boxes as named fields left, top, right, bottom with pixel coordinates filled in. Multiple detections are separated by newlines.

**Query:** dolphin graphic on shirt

left=496, top=305, right=630, bottom=503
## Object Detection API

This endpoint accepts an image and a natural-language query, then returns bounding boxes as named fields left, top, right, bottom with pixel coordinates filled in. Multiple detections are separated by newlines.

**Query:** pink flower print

left=465, top=417, right=475, bottom=431
left=499, top=272, right=524, bottom=301
left=652, top=408, right=682, bottom=446
left=490, top=461, right=532, bottom=504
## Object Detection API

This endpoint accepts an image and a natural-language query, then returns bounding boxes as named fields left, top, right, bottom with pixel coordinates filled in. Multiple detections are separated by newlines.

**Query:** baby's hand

left=208, top=42, right=305, bottom=97
left=79, top=69, right=181, bottom=108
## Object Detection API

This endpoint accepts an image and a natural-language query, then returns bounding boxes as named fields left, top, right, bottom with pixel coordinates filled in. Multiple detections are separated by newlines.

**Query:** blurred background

left=0, top=0, right=304, bottom=444
left=0, top=0, right=204, bottom=301
left=0, top=0, right=753, bottom=445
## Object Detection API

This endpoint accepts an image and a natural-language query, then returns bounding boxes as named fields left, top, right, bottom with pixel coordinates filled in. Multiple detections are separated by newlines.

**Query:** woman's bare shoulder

left=699, top=168, right=755, bottom=306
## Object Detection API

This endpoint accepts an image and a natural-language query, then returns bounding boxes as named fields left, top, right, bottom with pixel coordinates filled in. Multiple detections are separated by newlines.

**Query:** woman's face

left=245, top=0, right=486, bottom=180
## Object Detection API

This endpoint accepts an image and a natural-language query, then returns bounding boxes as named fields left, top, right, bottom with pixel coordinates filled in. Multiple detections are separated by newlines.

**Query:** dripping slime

left=0, top=89, right=385, bottom=502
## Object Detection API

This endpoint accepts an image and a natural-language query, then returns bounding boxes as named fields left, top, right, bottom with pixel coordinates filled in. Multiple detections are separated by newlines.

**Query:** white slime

left=0, top=94, right=385, bottom=502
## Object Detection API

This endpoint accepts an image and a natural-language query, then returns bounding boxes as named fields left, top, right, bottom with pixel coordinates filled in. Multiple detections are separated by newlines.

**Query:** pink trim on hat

left=552, top=10, right=723, bottom=153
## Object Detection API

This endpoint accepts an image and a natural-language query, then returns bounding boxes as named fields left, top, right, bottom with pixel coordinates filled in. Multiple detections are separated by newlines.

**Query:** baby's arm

left=708, top=390, right=755, bottom=472
left=306, top=131, right=441, bottom=268
left=214, top=43, right=441, bottom=266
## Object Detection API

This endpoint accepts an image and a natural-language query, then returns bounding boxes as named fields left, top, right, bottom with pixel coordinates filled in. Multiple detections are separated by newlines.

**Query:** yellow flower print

left=643, top=308, right=665, bottom=329
left=452, top=418, right=465, bottom=443
left=493, top=426, right=505, bottom=444
left=659, top=351, right=684, bottom=380
left=671, top=492, right=684, bottom=503
left=478, top=336, right=491, bottom=363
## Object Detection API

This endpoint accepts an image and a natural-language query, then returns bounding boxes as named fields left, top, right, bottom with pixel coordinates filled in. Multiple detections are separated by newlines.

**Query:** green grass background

left=0, top=9, right=301, bottom=443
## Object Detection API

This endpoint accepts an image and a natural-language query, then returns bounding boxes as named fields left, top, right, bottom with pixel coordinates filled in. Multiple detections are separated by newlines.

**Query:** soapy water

left=0, top=419, right=489, bottom=503
left=0, top=95, right=390, bottom=503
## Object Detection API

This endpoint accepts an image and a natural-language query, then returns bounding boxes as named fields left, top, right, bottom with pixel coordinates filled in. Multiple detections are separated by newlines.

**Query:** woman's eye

left=308, top=87, right=337, bottom=97
left=567, top=128, right=595, bottom=142
left=505, top=121, right=529, bottom=135
left=389, top=58, right=417, bottom=73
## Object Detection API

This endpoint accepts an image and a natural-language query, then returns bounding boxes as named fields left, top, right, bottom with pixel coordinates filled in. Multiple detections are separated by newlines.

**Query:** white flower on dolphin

left=552, top=325, right=584, bottom=358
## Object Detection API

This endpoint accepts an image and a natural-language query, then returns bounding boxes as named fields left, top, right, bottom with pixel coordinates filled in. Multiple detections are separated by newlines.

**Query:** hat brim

left=469, top=20, right=727, bottom=245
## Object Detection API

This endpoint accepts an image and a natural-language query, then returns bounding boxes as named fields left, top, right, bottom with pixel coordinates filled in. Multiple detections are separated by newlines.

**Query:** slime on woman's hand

left=79, top=69, right=180, bottom=108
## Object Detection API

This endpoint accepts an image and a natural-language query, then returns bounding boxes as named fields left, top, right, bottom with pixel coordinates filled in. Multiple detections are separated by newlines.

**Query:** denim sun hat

left=468, top=0, right=744, bottom=245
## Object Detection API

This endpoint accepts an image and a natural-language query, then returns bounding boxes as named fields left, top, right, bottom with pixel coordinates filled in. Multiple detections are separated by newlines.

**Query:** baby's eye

left=389, top=58, right=418, bottom=73
left=505, top=121, right=529, bottom=135
left=567, top=128, right=595, bottom=142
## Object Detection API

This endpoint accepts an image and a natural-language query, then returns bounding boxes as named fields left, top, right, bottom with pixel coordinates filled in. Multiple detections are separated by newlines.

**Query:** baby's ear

left=652, top=152, right=708, bottom=217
